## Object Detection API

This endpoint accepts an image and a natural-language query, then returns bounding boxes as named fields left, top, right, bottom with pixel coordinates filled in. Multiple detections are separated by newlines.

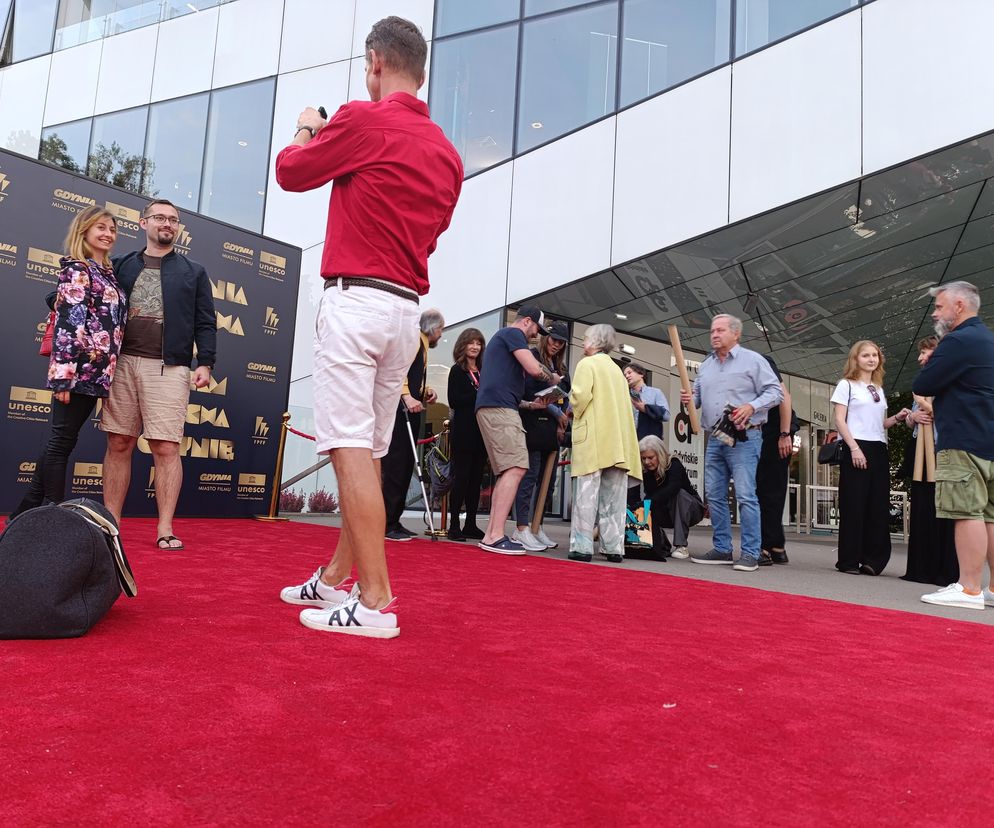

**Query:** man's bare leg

left=482, top=466, right=526, bottom=544
left=148, top=438, right=182, bottom=544
left=328, top=448, right=390, bottom=608
left=317, top=458, right=382, bottom=587
left=954, top=518, right=989, bottom=592
left=103, top=432, right=138, bottom=524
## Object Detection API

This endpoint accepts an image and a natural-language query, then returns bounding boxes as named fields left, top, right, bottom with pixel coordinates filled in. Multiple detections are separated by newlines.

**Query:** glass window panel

left=39, top=118, right=91, bottom=173
left=0, top=1, right=12, bottom=43
left=143, top=93, right=209, bottom=211
left=5, top=0, right=58, bottom=62
left=88, top=105, right=148, bottom=192
left=429, top=24, right=518, bottom=176
left=620, top=0, right=731, bottom=107
left=518, top=2, right=618, bottom=153
left=735, top=0, right=857, bottom=56
left=434, top=0, right=519, bottom=37
left=526, top=0, right=593, bottom=15
left=200, top=78, right=275, bottom=232
left=54, top=0, right=220, bottom=49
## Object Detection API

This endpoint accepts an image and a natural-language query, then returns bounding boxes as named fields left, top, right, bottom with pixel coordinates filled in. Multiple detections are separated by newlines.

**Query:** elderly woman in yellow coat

left=568, top=324, right=642, bottom=563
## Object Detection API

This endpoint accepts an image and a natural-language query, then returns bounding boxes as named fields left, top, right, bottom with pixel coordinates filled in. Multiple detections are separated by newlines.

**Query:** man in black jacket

left=100, top=199, right=216, bottom=550
left=915, top=281, right=994, bottom=611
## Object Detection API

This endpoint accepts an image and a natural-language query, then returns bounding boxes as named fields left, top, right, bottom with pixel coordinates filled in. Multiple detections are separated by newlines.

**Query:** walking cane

left=404, top=409, right=437, bottom=541
left=530, top=451, right=558, bottom=535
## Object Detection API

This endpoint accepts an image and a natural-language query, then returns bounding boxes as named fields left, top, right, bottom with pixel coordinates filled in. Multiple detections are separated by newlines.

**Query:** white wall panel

left=280, top=0, right=355, bottom=74
left=95, top=27, right=158, bottom=115
left=352, top=0, right=434, bottom=57
left=0, top=56, right=52, bottom=156
left=213, top=0, right=283, bottom=89
left=427, top=163, right=513, bottom=324
left=729, top=12, right=861, bottom=222
left=863, top=0, right=994, bottom=174
left=264, top=62, right=351, bottom=248
left=612, top=68, right=731, bottom=266
left=507, top=119, right=616, bottom=302
left=44, top=41, right=102, bottom=126
left=288, top=243, right=327, bottom=383
left=151, top=8, right=219, bottom=102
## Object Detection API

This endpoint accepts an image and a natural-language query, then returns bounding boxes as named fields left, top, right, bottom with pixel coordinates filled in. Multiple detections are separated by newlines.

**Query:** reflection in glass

left=430, top=25, right=518, bottom=176
left=39, top=119, right=91, bottom=173
left=54, top=0, right=224, bottom=50
left=88, top=106, right=149, bottom=192
left=434, top=0, right=519, bottom=37
left=143, top=93, right=208, bottom=211
left=517, top=2, right=618, bottom=153
left=200, top=78, right=275, bottom=231
left=525, top=0, right=596, bottom=15
left=4, top=0, right=58, bottom=63
left=620, top=0, right=730, bottom=107
left=735, top=0, right=857, bottom=56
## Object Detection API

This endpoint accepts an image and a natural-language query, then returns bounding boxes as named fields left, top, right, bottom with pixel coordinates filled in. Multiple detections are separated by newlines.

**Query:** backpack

left=0, top=499, right=137, bottom=639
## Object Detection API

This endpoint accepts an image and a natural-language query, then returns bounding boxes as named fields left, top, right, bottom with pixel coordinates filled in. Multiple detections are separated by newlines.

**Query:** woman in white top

left=831, top=340, right=909, bottom=575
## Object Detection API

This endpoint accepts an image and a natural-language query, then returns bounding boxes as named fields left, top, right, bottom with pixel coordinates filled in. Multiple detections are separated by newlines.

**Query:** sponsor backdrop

left=0, top=149, right=300, bottom=517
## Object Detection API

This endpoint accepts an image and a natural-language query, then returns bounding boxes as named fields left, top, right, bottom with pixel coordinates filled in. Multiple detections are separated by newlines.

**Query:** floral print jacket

left=47, top=257, right=128, bottom=397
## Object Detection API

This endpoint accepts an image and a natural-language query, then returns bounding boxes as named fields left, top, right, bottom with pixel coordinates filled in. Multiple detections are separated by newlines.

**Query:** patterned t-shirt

left=120, top=254, right=163, bottom=358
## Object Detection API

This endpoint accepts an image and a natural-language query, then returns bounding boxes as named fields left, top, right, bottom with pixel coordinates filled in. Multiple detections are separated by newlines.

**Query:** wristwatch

left=779, top=432, right=790, bottom=438
left=295, top=125, right=316, bottom=139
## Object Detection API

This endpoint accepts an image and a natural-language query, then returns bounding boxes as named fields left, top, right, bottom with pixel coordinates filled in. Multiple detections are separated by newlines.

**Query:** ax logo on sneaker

left=299, top=584, right=399, bottom=639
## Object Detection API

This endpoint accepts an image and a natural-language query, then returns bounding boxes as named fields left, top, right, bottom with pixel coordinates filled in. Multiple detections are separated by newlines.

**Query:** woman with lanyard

left=831, top=340, right=909, bottom=575
left=446, top=329, right=488, bottom=542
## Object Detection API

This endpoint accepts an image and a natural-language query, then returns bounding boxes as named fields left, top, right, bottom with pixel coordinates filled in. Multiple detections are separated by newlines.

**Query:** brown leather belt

left=324, top=277, right=419, bottom=304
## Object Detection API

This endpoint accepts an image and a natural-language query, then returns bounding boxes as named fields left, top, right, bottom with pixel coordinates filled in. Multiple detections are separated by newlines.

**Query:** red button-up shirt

left=275, top=92, right=463, bottom=295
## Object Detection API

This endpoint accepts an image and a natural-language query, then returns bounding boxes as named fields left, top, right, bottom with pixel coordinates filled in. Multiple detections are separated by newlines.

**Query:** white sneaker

left=984, top=588, right=994, bottom=607
left=670, top=546, right=689, bottom=559
left=280, top=567, right=354, bottom=608
left=512, top=528, right=548, bottom=552
left=921, top=583, right=985, bottom=611
left=299, top=584, right=399, bottom=638
left=534, top=528, right=558, bottom=549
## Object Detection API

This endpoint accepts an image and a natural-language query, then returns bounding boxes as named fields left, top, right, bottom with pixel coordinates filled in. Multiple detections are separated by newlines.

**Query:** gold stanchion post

left=254, top=411, right=291, bottom=522
left=424, top=421, right=449, bottom=537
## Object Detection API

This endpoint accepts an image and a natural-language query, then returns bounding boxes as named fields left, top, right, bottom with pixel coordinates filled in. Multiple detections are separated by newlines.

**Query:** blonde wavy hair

left=841, top=340, right=885, bottom=386
left=64, top=205, right=117, bottom=266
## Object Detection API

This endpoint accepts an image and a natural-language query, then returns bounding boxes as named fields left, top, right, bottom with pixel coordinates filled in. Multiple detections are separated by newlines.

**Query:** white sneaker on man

left=534, top=528, right=558, bottom=549
left=921, top=583, right=985, bottom=610
left=983, top=587, right=994, bottom=607
left=670, top=546, right=689, bottom=559
left=280, top=567, right=354, bottom=608
left=299, top=583, right=399, bottom=638
left=512, top=528, right=548, bottom=552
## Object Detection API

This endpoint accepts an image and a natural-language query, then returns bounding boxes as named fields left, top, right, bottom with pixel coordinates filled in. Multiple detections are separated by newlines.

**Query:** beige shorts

left=476, top=407, right=528, bottom=475
left=934, top=449, right=994, bottom=522
left=100, top=354, right=190, bottom=443
left=313, top=281, right=421, bottom=458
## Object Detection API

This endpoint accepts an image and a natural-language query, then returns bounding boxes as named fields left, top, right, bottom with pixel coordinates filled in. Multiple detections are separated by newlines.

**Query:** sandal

left=156, top=535, right=184, bottom=550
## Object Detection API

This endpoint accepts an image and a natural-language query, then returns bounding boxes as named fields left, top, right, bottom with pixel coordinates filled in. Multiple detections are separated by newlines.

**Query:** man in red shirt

left=275, top=16, right=463, bottom=638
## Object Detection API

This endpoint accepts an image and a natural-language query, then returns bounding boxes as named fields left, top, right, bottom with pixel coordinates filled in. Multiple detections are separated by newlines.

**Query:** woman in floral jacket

left=11, top=206, right=127, bottom=517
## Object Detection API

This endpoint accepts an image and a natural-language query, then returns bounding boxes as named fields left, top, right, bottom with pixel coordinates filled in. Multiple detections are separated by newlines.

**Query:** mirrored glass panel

left=518, top=1, right=618, bottom=153
left=143, top=93, right=209, bottom=212
left=620, top=0, right=730, bottom=106
left=735, top=0, right=857, bottom=56
left=39, top=118, right=91, bottom=173
left=525, top=0, right=596, bottom=15
left=430, top=24, right=518, bottom=176
left=434, top=0, right=519, bottom=37
left=200, top=78, right=275, bottom=232
left=4, top=0, right=58, bottom=62
left=88, top=105, right=148, bottom=191
left=54, top=0, right=223, bottom=49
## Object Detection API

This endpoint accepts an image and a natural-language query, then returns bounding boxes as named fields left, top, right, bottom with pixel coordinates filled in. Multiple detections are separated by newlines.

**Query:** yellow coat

left=569, top=352, right=642, bottom=481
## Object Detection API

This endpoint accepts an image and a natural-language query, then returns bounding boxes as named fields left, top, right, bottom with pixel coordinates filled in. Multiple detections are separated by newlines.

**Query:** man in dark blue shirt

left=475, top=307, right=562, bottom=554
left=914, top=281, right=994, bottom=611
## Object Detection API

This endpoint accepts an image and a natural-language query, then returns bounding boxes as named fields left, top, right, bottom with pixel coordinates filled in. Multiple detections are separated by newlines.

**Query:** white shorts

left=313, top=282, right=421, bottom=458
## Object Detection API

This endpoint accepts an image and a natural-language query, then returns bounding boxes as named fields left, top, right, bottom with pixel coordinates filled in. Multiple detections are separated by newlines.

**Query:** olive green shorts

left=934, top=449, right=994, bottom=522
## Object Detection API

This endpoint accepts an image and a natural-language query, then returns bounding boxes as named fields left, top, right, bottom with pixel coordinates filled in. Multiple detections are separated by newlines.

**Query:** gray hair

left=930, top=281, right=981, bottom=312
left=584, top=323, right=616, bottom=354
left=712, top=314, right=742, bottom=334
left=419, top=307, right=445, bottom=334
left=638, top=435, right=671, bottom=475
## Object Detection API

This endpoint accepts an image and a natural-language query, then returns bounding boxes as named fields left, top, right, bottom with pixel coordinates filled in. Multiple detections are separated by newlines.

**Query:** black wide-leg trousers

left=837, top=439, right=892, bottom=573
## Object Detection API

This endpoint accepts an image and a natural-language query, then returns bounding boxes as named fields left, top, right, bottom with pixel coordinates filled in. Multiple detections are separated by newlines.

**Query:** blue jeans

left=705, top=432, right=763, bottom=560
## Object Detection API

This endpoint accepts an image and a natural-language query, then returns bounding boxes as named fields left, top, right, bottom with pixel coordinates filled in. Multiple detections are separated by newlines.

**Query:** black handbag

left=0, top=498, right=136, bottom=639
left=817, top=381, right=851, bottom=466
left=522, top=409, right=560, bottom=453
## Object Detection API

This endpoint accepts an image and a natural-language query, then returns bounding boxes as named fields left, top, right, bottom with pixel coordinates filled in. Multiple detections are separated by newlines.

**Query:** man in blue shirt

left=476, top=307, right=562, bottom=554
left=680, top=314, right=782, bottom=571
left=914, top=281, right=994, bottom=611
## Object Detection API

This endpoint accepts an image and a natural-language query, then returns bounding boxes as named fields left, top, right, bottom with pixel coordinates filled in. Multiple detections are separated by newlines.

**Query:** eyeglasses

left=146, top=214, right=180, bottom=226
left=867, top=384, right=880, bottom=403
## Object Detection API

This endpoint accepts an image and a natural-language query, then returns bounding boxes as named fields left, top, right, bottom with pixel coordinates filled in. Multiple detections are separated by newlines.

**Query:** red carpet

left=2, top=518, right=992, bottom=826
